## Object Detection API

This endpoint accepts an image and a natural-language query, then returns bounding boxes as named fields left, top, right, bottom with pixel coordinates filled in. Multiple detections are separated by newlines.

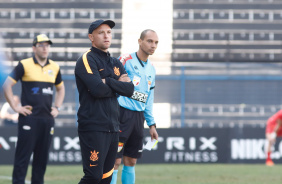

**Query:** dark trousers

left=12, top=117, right=54, bottom=184
left=78, top=131, right=118, bottom=184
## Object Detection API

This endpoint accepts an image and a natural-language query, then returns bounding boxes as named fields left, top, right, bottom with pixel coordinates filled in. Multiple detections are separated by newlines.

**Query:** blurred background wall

left=0, top=0, right=282, bottom=129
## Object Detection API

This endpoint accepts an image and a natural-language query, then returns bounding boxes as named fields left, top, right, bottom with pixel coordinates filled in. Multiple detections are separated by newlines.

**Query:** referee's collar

left=33, top=56, right=50, bottom=67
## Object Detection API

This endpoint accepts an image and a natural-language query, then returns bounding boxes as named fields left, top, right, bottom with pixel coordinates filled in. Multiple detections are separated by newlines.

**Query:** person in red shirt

left=265, top=110, right=282, bottom=166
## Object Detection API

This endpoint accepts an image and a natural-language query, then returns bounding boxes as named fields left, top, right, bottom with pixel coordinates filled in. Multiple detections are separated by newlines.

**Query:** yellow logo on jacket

left=113, top=67, right=120, bottom=76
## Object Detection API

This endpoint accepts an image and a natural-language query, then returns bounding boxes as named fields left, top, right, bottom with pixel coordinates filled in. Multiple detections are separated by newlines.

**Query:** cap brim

left=88, top=20, right=115, bottom=34
left=33, top=40, right=52, bottom=46
left=102, top=20, right=115, bottom=29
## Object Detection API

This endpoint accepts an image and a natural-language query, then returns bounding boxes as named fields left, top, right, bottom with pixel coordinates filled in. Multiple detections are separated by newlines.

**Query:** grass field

left=0, top=164, right=281, bottom=184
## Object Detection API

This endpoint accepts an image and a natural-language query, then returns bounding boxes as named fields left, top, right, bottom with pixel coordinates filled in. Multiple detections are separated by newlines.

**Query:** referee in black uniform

left=3, top=34, right=65, bottom=184
left=75, top=20, right=134, bottom=184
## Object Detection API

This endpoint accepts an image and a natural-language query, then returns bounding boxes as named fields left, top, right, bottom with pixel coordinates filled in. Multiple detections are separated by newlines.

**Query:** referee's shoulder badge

left=118, top=54, right=132, bottom=65
left=118, top=142, right=124, bottom=152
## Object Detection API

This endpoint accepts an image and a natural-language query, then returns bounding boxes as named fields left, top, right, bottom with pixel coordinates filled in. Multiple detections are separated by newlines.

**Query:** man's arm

left=144, top=88, right=158, bottom=140
left=105, top=76, right=134, bottom=97
left=2, top=77, right=32, bottom=116
left=274, top=119, right=282, bottom=133
left=51, top=83, right=65, bottom=118
left=269, top=119, right=282, bottom=141
left=104, top=61, right=134, bottom=97
left=144, top=88, right=155, bottom=126
left=75, top=53, right=116, bottom=98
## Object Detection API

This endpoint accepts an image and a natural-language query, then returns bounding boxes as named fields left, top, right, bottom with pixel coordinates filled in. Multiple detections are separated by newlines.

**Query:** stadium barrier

left=0, top=126, right=281, bottom=165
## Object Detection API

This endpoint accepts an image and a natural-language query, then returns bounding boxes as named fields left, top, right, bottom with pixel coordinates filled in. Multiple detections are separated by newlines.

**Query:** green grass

left=0, top=164, right=281, bottom=184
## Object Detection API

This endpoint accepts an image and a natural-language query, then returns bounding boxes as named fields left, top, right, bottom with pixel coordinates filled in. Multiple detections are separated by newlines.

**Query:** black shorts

left=78, top=131, right=118, bottom=184
left=117, top=106, right=145, bottom=159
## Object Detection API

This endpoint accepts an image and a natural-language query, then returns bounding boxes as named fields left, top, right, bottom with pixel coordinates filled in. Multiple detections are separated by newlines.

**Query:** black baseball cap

left=88, top=20, right=115, bottom=34
left=33, top=34, right=52, bottom=46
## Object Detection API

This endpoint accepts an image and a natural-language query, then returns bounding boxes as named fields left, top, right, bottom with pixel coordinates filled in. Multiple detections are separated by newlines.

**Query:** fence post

left=181, top=66, right=185, bottom=127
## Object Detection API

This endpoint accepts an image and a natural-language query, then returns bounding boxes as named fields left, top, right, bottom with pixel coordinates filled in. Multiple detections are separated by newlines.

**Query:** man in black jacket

left=75, top=19, right=134, bottom=184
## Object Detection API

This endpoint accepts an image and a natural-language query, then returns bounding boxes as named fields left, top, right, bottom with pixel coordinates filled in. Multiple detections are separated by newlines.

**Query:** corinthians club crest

left=113, top=66, right=120, bottom=76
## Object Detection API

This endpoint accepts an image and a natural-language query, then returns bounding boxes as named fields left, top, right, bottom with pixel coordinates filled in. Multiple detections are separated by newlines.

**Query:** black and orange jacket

left=75, top=46, right=134, bottom=132
left=9, top=56, right=63, bottom=118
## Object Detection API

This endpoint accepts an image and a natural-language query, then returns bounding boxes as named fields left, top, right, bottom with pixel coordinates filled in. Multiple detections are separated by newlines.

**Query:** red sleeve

left=277, top=110, right=282, bottom=120
left=118, top=54, right=132, bottom=66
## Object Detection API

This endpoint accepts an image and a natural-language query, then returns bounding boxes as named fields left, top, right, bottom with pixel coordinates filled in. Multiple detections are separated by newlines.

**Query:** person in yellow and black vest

left=2, top=34, right=65, bottom=184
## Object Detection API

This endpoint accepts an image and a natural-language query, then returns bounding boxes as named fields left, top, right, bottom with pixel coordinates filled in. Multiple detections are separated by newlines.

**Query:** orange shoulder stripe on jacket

left=83, top=50, right=93, bottom=74
left=102, top=167, right=114, bottom=179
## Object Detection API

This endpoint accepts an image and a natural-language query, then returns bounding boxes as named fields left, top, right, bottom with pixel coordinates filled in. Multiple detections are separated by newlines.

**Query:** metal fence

left=49, top=62, right=282, bottom=128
